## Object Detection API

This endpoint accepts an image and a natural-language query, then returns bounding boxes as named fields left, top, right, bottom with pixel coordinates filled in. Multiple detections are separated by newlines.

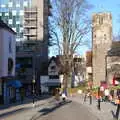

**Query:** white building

left=40, top=56, right=61, bottom=94
left=0, top=20, right=16, bottom=104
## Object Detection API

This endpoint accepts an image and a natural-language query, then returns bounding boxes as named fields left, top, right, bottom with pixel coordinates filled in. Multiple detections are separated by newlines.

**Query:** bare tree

left=49, top=0, right=92, bottom=94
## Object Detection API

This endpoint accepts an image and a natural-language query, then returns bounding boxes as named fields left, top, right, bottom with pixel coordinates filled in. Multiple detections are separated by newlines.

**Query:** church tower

left=92, top=13, right=112, bottom=86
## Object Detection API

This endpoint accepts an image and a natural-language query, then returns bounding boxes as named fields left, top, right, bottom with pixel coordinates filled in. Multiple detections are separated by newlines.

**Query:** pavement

left=68, top=93, right=120, bottom=120
left=0, top=95, right=55, bottom=120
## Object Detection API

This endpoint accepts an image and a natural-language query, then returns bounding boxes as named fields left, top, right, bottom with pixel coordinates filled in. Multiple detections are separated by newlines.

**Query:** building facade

left=16, top=0, right=51, bottom=94
left=0, top=0, right=31, bottom=41
left=85, top=51, right=92, bottom=82
left=0, top=20, right=16, bottom=104
left=92, top=13, right=112, bottom=86
left=107, top=41, right=120, bottom=85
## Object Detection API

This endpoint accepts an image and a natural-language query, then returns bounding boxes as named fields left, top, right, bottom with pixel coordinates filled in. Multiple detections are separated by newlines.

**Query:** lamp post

left=32, top=78, right=35, bottom=107
left=105, top=55, right=108, bottom=83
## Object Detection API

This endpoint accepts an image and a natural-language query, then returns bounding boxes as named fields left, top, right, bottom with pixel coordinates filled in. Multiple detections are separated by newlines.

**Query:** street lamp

left=105, top=55, right=108, bottom=83
left=32, top=78, right=36, bottom=107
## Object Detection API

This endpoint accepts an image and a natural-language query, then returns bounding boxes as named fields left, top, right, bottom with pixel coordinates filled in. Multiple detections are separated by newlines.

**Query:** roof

left=0, top=20, right=16, bottom=34
left=107, top=41, right=120, bottom=56
left=48, top=56, right=60, bottom=66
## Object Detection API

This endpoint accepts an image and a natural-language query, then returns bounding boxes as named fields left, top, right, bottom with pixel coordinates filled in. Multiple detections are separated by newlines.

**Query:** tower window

left=99, top=17, right=103, bottom=24
left=104, top=34, right=106, bottom=40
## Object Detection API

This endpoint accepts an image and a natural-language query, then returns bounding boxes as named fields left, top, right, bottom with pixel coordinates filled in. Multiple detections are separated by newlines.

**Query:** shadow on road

left=0, top=107, right=30, bottom=118
left=39, top=100, right=72, bottom=116
left=30, top=100, right=72, bottom=120
left=0, top=95, right=52, bottom=110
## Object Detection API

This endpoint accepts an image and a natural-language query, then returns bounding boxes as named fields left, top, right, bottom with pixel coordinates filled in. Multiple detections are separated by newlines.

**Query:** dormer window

left=51, top=66, right=55, bottom=70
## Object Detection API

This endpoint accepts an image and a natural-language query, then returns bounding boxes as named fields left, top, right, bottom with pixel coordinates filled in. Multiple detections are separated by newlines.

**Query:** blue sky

left=78, top=0, right=120, bottom=55
left=89, top=0, right=120, bottom=35
left=49, top=0, right=120, bottom=57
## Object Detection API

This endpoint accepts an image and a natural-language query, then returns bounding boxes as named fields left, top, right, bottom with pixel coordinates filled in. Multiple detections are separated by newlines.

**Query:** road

left=0, top=98, right=100, bottom=120
left=32, top=101, right=100, bottom=120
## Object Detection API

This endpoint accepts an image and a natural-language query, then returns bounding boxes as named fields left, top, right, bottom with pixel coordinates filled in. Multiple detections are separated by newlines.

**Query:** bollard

left=90, top=95, right=92, bottom=105
left=115, top=104, right=120, bottom=120
left=97, top=98, right=101, bottom=110
left=84, top=94, right=87, bottom=102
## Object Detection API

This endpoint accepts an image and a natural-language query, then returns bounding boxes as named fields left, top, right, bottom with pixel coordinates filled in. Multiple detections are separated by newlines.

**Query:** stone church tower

left=92, top=13, right=112, bottom=86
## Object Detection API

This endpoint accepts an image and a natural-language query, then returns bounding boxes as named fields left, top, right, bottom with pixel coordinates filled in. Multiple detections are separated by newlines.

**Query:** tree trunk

left=63, top=73, right=68, bottom=96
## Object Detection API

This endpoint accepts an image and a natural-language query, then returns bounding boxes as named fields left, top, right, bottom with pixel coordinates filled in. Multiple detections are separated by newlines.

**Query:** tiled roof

left=108, top=41, right=120, bottom=56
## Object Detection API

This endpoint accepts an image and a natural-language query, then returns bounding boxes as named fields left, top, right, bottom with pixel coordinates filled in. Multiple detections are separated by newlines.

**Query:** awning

left=7, top=80, right=22, bottom=88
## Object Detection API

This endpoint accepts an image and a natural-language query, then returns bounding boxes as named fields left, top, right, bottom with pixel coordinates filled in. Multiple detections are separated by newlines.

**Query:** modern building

left=0, top=0, right=31, bottom=41
left=92, top=13, right=112, bottom=86
left=16, top=0, right=52, bottom=95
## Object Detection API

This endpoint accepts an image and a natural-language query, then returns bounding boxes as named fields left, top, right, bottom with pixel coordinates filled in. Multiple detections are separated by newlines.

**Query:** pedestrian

left=104, top=88, right=110, bottom=102
left=62, top=92, right=66, bottom=102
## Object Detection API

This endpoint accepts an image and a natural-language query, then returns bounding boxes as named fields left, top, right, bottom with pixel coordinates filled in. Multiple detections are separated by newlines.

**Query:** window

left=104, top=34, right=106, bottom=40
left=8, top=19, right=12, bottom=24
left=51, top=66, right=55, bottom=70
left=8, top=2, right=13, bottom=7
left=9, top=37, right=12, bottom=53
left=23, top=1, right=28, bottom=7
left=12, top=10, right=17, bottom=16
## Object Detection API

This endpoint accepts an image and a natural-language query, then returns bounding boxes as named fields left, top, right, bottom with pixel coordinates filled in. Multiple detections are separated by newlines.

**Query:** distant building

left=92, top=13, right=112, bottom=86
left=85, top=51, right=92, bottom=82
left=40, top=56, right=61, bottom=94
left=107, top=41, right=120, bottom=85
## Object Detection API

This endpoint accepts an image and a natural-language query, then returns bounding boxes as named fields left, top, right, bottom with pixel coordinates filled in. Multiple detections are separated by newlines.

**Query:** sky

left=89, top=0, right=120, bottom=35
left=49, top=0, right=120, bottom=57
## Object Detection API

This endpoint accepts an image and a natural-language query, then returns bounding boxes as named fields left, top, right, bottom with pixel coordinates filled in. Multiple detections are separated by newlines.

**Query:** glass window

left=19, top=10, right=24, bottom=16
left=12, top=10, right=17, bottom=16
left=1, top=4, right=6, bottom=8
left=5, top=12, right=9, bottom=16
left=16, top=4, right=20, bottom=8
left=23, top=1, right=28, bottom=7
left=9, top=19, right=12, bottom=24
left=16, top=21, right=20, bottom=24
left=8, top=2, right=13, bottom=8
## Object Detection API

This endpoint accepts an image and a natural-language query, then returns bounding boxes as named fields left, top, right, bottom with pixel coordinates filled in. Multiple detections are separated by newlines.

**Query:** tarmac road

left=34, top=100, right=100, bottom=120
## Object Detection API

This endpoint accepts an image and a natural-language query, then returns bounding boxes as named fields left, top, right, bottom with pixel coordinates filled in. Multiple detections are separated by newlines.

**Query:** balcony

left=24, top=23, right=37, bottom=29
left=24, top=7, right=37, bottom=13
left=24, top=17, right=37, bottom=21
